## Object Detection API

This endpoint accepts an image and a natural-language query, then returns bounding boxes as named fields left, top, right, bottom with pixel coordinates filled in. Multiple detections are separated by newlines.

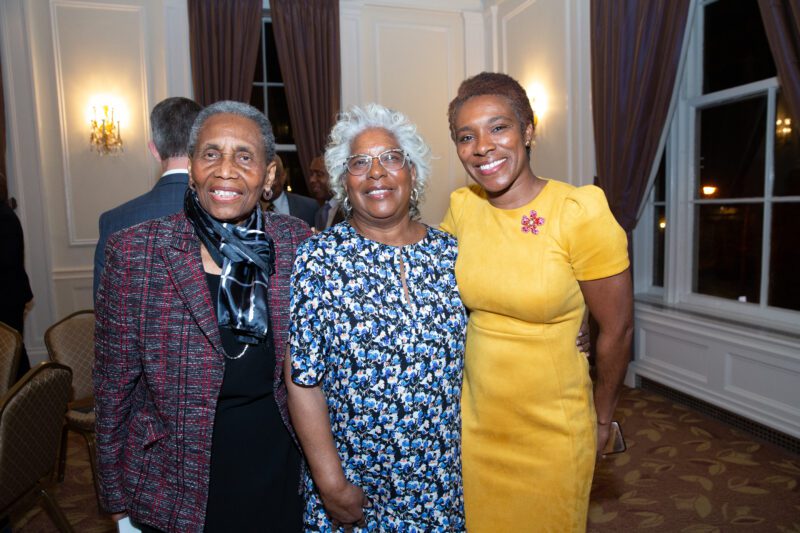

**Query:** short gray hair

left=324, top=103, right=431, bottom=219
left=188, top=100, right=276, bottom=162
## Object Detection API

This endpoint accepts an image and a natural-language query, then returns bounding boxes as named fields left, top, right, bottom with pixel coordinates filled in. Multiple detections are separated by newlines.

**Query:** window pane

left=277, top=150, right=310, bottom=197
left=254, top=24, right=264, bottom=83
left=654, top=153, right=666, bottom=203
left=652, top=206, right=666, bottom=287
left=250, top=85, right=265, bottom=113
left=703, top=0, right=776, bottom=94
left=265, top=21, right=282, bottom=82
left=774, top=92, right=800, bottom=197
left=697, top=97, right=766, bottom=199
left=768, top=203, right=800, bottom=311
left=268, top=87, right=294, bottom=144
left=694, top=204, right=762, bottom=303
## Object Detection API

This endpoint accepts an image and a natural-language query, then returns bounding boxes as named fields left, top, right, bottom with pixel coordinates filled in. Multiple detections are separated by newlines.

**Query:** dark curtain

left=758, top=0, right=800, bottom=123
left=188, top=0, right=262, bottom=106
left=271, top=0, right=341, bottom=187
left=590, top=0, right=691, bottom=232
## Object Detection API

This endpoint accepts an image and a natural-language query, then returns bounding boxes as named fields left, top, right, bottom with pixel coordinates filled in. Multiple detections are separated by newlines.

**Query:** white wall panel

left=1, top=0, right=192, bottom=351
left=633, top=303, right=800, bottom=438
left=51, top=1, right=152, bottom=245
left=356, top=6, right=469, bottom=225
left=489, top=0, right=594, bottom=185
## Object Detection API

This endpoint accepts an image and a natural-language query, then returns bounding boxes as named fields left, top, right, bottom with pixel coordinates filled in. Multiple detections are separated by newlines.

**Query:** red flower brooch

left=521, top=209, right=545, bottom=235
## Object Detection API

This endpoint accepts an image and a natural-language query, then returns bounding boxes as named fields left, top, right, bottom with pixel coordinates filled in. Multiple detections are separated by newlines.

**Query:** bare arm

left=283, top=350, right=368, bottom=527
left=578, top=268, right=633, bottom=454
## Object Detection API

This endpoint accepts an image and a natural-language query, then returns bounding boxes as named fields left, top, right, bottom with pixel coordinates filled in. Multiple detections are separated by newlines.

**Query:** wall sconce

left=90, top=104, right=123, bottom=155
left=526, top=82, right=548, bottom=129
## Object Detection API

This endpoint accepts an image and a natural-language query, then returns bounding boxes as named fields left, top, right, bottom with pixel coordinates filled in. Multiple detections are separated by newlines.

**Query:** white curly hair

left=324, top=103, right=431, bottom=219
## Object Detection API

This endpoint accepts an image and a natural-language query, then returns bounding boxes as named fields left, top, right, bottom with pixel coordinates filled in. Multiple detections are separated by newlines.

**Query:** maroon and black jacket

left=94, top=210, right=311, bottom=532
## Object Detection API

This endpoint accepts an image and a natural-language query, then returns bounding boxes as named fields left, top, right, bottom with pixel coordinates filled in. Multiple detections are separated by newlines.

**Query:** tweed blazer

left=94, top=210, right=311, bottom=532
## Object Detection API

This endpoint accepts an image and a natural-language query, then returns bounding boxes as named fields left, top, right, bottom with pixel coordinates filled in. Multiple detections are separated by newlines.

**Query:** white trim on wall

left=0, top=0, right=57, bottom=360
left=500, top=0, right=537, bottom=74
left=50, top=0, right=150, bottom=247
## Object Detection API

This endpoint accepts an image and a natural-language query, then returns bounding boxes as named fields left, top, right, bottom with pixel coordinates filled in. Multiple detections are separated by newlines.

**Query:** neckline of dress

left=484, top=178, right=552, bottom=212
left=345, top=221, right=431, bottom=249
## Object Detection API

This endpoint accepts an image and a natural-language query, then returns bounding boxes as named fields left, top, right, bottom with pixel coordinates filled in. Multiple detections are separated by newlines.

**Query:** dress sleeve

left=439, top=187, right=470, bottom=236
left=560, top=185, right=630, bottom=281
left=289, top=240, right=328, bottom=386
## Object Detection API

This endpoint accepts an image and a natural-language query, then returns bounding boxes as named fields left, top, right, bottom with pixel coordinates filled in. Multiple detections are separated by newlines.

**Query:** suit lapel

left=162, top=217, right=226, bottom=358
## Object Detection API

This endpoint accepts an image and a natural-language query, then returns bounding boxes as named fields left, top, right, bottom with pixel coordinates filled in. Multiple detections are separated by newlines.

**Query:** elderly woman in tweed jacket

left=94, top=101, right=311, bottom=532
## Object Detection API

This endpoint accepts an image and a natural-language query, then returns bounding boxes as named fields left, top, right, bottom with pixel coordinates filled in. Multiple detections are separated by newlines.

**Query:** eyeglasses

left=344, top=149, right=408, bottom=176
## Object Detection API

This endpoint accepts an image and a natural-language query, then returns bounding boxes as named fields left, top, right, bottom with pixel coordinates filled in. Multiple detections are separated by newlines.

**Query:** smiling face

left=189, top=113, right=275, bottom=225
left=454, top=94, right=534, bottom=203
left=345, top=127, right=415, bottom=229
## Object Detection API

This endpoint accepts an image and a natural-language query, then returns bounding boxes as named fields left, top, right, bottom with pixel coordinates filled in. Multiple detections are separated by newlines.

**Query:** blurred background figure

left=0, top=183, right=33, bottom=381
left=262, top=154, right=317, bottom=227
left=309, top=155, right=344, bottom=231
left=93, top=96, right=202, bottom=299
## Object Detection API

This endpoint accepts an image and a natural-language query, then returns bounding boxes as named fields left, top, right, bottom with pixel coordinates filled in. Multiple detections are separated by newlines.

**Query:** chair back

left=0, top=361, right=72, bottom=512
left=0, top=322, right=22, bottom=399
left=45, top=310, right=95, bottom=402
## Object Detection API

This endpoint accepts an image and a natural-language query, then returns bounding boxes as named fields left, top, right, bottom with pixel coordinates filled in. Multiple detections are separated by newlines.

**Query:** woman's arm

left=578, top=268, right=633, bottom=454
left=284, top=352, right=368, bottom=527
left=93, top=233, right=142, bottom=514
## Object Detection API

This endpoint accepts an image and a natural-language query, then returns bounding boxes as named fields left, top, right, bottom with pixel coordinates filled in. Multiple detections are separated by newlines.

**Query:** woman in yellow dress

left=441, top=72, right=633, bottom=532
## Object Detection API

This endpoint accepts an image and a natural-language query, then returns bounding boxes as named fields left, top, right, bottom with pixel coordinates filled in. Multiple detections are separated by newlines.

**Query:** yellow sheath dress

left=441, top=180, right=629, bottom=532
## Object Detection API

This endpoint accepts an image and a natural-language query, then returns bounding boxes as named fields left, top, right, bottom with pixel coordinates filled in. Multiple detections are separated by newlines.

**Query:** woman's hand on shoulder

left=320, top=480, right=370, bottom=529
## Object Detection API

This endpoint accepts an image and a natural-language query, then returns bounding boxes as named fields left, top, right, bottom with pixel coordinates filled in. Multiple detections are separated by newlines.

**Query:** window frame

left=252, top=14, right=297, bottom=156
left=634, top=0, right=800, bottom=333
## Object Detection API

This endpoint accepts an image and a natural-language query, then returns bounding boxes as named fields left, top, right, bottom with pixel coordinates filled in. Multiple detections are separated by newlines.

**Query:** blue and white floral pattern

left=290, top=223, right=467, bottom=532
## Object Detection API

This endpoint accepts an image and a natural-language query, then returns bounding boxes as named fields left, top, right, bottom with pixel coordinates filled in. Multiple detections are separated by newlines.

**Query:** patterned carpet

left=589, top=388, right=800, bottom=532
left=12, top=386, right=800, bottom=532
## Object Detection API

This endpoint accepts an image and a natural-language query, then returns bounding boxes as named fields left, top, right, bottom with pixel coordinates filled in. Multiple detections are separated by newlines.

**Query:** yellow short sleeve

left=440, top=186, right=474, bottom=237
left=561, top=185, right=629, bottom=281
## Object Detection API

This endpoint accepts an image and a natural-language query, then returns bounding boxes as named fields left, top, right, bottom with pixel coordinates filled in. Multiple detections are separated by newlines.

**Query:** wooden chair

left=0, top=362, right=74, bottom=532
left=0, top=322, right=22, bottom=399
left=44, top=310, right=98, bottom=505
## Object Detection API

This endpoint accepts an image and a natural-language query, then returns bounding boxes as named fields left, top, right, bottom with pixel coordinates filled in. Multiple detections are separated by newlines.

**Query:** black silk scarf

left=184, top=190, right=275, bottom=344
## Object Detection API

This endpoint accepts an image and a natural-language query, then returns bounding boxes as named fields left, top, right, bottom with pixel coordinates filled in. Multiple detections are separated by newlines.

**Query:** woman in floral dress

left=286, top=103, right=466, bottom=531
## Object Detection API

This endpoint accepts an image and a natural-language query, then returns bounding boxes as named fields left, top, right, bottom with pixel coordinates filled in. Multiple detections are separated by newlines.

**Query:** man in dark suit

left=263, top=155, right=317, bottom=227
left=93, top=97, right=201, bottom=298
left=309, top=155, right=344, bottom=231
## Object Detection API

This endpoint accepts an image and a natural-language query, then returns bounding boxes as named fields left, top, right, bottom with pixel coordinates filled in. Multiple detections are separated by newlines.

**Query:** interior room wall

left=484, top=0, right=595, bottom=186
left=1, top=0, right=593, bottom=363
left=0, top=0, right=192, bottom=363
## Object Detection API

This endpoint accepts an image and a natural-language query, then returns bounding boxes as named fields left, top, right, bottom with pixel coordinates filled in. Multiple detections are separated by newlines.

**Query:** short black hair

left=150, top=97, right=202, bottom=159
left=448, top=72, right=534, bottom=141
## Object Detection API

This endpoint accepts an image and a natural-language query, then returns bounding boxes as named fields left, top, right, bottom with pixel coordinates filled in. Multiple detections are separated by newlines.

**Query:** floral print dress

left=289, top=223, right=467, bottom=532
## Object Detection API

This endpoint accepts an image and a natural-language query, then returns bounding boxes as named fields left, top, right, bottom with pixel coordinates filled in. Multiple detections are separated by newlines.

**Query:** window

left=250, top=16, right=309, bottom=196
left=635, top=0, right=800, bottom=329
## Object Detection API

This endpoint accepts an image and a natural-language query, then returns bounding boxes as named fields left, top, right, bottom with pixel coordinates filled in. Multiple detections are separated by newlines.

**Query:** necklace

left=225, top=343, right=250, bottom=360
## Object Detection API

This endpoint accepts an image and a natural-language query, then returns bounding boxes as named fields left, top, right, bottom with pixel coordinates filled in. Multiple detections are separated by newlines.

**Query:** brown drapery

left=590, top=0, right=691, bottom=233
left=758, top=0, right=800, bottom=124
left=271, top=0, right=341, bottom=187
left=188, top=0, right=262, bottom=106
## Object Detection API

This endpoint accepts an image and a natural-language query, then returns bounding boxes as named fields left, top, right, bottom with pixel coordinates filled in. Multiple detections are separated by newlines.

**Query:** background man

left=93, top=96, right=202, bottom=298
left=263, top=154, right=317, bottom=227
left=309, top=156, right=343, bottom=231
